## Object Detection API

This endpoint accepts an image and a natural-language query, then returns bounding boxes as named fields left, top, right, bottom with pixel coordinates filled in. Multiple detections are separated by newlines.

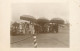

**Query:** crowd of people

left=34, top=23, right=59, bottom=33
left=10, top=21, right=61, bottom=35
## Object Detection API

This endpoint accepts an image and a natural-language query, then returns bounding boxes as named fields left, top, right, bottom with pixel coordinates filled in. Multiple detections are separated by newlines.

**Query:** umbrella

left=12, top=22, right=19, bottom=27
left=20, top=15, right=36, bottom=23
left=16, top=20, right=30, bottom=23
left=50, top=18, right=64, bottom=24
left=37, top=17, right=49, bottom=26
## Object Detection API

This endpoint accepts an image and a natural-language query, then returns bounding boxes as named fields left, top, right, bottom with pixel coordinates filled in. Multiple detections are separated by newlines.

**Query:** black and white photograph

left=10, top=2, right=69, bottom=48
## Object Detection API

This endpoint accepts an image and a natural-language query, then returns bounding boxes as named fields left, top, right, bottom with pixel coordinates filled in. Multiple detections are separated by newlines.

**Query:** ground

left=11, top=26, right=69, bottom=48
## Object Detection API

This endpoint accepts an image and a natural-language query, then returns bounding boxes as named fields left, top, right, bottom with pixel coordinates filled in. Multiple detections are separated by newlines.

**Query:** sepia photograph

left=10, top=2, right=69, bottom=48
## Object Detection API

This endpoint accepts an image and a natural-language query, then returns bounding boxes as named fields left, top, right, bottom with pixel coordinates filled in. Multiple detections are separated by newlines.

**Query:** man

left=34, top=24, right=40, bottom=34
left=29, top=23, right=35, bottom=34
left=54, top=23, right=59, bottom=33
left=52, top=23, right=55, bottom=33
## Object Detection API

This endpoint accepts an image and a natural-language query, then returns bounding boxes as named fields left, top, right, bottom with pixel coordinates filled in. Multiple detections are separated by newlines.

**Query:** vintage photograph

left=10, top=2, right=69, bottom=48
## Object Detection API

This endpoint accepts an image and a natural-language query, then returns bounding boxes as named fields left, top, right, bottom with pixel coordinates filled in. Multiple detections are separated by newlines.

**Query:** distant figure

left=24, top=22, right=29, bottom=34
left=29, top=23, right=35, bottom=34
left=22, top=23, right=26, bottom=34
left=43, top=24, right=47, bottom=33
left=34, top=24, right=40, bottom=34
left=47, top=25, right=50, bottom=32
left=54, top=23, right=59, bottom=33
left=49, top=23, right=55, bottom=32
left=19, top=22, right=23, bottom=34
left=52, top=23, right=55, bottom=33
left=49, top=24, right=52, bottom=32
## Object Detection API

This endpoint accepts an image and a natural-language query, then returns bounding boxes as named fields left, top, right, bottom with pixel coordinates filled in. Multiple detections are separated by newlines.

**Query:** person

left=29, top=23, right=35, bottom=34
left=54, top=23, right=59, bottom=33
left=19, top=22, right=23, bottom=34
left=50, top=23, right=54, bottom=32
left=25, top=23, right=29, bottom=34
left=22, top=23, right=26, bottom=34
left=34, top=24, right=39, bottom=34
left=52, top=23, right=55, bottom=33
left=47, top=25, right=50, bottom=32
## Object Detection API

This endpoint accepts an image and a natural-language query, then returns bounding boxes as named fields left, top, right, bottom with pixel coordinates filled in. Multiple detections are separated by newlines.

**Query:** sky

left=12, top=1, right=69, bottom=23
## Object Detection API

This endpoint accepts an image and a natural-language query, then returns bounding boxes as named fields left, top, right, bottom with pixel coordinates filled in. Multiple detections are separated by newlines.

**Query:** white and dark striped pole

left=32, top=24, right=37, bottom=48
left=33, top=34, right=37, bottom=48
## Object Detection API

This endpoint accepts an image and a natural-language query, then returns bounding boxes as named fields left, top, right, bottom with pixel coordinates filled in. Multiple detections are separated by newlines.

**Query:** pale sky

left=11, top=0, right=68, bottom=3
left=12, top=1, right=69, bottom=22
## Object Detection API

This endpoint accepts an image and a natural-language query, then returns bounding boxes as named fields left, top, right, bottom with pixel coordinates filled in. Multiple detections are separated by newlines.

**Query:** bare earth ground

left=11, top=26, right=69, bottom=48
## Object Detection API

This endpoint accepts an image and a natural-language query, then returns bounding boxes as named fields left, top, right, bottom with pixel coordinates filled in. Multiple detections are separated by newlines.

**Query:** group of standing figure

left=11, top=22, right=59, bottom=35
left=34, top=23, right=59, bottom=34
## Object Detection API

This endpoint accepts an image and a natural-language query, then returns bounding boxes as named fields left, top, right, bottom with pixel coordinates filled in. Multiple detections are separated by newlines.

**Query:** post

left=33, top=34, right=37, bottom=48
left=32, top=24, right=37, bottom=48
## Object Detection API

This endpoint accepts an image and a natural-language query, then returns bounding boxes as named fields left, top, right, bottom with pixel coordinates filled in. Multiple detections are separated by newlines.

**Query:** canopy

left=50, top=18, right=64, bottom=24
left=20, top=15, right=36, bottom=23
left=12, top=22, right=19, bottom=27
left=37, top=17, right=49, bottom=26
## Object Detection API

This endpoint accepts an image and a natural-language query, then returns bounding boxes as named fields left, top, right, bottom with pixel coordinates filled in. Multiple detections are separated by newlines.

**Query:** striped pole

left=32, top=25, right=37, bottom=48
left=33, top=34, right=37, bottom=48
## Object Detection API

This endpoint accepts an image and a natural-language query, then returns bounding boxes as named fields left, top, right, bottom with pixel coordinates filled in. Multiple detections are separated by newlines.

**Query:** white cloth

left=29, top=24, right=35, bottom=34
